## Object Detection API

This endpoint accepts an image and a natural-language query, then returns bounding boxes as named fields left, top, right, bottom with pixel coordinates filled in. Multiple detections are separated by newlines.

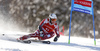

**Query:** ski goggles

left=51, top=19, right=57, bottom=21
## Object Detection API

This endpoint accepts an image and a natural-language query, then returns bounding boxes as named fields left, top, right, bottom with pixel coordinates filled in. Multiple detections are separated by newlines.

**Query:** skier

left=17, top=13, right=60, bottom=42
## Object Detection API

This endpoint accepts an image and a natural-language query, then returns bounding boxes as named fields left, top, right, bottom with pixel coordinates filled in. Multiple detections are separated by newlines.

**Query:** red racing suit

left=21, top=18, right=60, bottom=40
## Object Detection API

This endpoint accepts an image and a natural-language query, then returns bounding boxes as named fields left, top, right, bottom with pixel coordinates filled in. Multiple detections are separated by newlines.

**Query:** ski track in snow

left=0, top=33, right=100, bottom=51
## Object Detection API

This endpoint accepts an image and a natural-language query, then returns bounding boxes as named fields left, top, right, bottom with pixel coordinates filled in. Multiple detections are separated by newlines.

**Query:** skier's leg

left=18, top=30, right=40, bottom=40
left=29, top=30, right=40, bottom=37
left=40, top=32, right=55, bottom=40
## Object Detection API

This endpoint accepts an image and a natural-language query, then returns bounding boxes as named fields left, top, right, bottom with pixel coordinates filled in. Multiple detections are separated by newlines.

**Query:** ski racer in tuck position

left=17, top=13, right=60, bottom=42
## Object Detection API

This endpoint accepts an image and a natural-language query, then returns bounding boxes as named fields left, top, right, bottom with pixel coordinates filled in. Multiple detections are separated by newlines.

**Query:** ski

left=17, top=39, right=51, bottom=44
left=31, top=40, right=51, bottom=44
left=17, top=40, right=31, bottom=44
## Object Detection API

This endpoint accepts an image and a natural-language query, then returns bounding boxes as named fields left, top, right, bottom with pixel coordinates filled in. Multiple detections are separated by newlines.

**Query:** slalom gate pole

left=92, top=1, right=96, bottom=45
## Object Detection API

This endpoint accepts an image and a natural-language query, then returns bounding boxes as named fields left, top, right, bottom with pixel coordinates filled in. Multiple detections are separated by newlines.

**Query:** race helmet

left=49, top=13, right=57, bottom=21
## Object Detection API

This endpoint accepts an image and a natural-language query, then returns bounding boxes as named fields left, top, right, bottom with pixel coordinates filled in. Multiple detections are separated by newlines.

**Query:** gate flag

left=73, top=0, right=92, bottom=14
left=68, top=0, right=96, bottom=45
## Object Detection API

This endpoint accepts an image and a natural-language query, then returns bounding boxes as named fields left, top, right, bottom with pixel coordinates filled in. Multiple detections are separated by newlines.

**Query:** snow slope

left=0, top=33, right=100, bottom=51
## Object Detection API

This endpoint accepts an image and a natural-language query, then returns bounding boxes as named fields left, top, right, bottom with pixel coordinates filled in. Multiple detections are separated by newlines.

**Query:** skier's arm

left=38, top=19, right=46, bottom=37
left=54, top=25, right=60, bottom=42
left=54, top=26, right=60, bottom=38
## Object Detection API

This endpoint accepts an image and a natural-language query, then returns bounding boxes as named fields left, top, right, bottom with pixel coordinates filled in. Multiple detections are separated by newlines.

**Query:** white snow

left=0, top=16, right=100, bottom=51
left=0, top=33, right=100, bottom=51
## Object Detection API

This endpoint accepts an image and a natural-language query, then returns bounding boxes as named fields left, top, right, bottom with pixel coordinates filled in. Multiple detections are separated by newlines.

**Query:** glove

left=40, top=31, right=44, bottom=37
left=53, top=34, right=60, bottom=42
left=53, top=37, right=58, bottom=42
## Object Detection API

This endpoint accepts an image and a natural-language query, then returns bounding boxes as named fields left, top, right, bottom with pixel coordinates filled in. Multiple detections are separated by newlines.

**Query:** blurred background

left=0, top=0, right=100, bottom=38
